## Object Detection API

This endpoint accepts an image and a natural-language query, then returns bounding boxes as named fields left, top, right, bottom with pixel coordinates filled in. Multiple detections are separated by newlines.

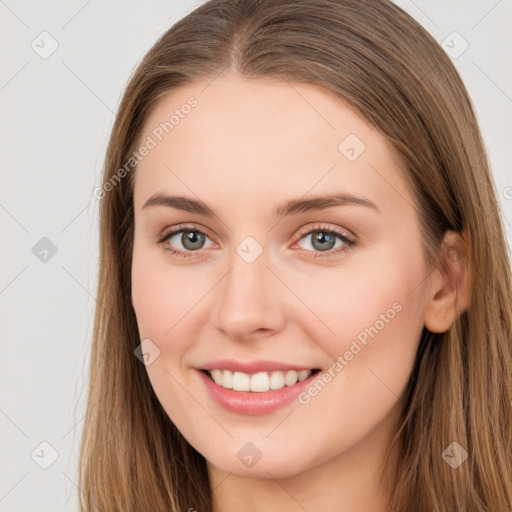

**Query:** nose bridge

left=213, top=240, right=284, bottom=339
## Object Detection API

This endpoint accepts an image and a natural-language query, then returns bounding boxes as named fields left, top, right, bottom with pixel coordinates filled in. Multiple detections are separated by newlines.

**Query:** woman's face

left=131, top=73, right=430, bottom=479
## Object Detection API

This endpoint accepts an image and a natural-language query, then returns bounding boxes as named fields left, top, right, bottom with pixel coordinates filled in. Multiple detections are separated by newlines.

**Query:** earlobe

left=424, top=230, right=471, bottom=333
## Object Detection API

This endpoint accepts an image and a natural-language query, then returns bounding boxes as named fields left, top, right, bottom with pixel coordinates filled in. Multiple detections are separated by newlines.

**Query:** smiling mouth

left=201, top=368, right=321, bottom=392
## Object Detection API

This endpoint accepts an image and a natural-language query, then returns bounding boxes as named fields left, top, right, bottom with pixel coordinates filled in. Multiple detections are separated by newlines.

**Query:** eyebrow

left=142, top=192, right=380, bottom=218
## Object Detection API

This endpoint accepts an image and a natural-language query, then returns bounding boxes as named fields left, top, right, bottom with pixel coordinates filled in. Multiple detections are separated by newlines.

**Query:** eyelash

left=157, top=223, right=356, bottom=259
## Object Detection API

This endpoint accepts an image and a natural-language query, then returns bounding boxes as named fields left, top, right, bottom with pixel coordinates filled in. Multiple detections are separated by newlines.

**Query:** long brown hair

left=78, top=0, right=512, bottom=510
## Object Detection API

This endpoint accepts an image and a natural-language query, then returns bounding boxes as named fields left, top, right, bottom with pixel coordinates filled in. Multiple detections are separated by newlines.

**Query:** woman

left=79, top=0, right=512, bottom=510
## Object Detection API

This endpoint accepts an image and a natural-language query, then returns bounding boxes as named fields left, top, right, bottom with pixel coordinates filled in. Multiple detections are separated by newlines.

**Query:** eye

left=158, top=223, right=356, bottom=259
left=292, top=224, right=356, bottom=258
left=158, top=224, right=215, bottom=258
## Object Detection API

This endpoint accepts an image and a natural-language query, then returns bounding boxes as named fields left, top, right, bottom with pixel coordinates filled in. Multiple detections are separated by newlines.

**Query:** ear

left=424, top=230, right=471, bottom=333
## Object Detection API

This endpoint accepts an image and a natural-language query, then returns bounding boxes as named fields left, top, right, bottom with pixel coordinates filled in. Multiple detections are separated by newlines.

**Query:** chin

left=204, top=442, right=316, bottom=480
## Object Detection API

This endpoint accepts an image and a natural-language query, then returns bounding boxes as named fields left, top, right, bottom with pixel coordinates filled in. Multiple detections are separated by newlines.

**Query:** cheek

left=298, top=242, right=427, bottom=419
left=131, top=241, right=199, bottom=341
left=282, top=268, right=426, bottom=468
left=311, top=234, right=427, bottom=352
left=131, top=243, right=213, bottom=398
left=323, top=267, right=425, bottom=354
left=131, top=269, right=172, bottom=336
left=131, top=249, right=201, bottom=416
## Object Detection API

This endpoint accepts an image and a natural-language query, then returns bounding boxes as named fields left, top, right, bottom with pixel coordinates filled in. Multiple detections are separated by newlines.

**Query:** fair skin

left=131, top=73, right=469, bottom=511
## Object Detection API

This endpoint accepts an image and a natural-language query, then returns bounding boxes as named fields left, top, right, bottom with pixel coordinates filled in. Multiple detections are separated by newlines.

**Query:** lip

left=196, top=367, right=321, bottom=416
left=199, top=359, right=316, bottom=373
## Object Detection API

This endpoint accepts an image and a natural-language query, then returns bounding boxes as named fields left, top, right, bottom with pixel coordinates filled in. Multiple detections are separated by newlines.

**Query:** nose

left=213, top=248, right=286, bottom=342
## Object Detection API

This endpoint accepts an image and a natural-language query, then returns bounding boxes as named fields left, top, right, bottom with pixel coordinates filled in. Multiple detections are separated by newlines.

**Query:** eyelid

left=290, top=223, right=356, bottom=258
left=157, top=223, right=215, bottom=244
left=294, top=223, right=355, bottom=244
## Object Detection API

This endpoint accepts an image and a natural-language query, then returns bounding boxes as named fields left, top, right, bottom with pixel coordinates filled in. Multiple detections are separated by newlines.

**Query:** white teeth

left=211, top=369, right=223, bottom=385
left=223, top=370, right=233, bottom=389
left=207, top=369, right=313, bottom=391
left=250, top=372, right=270, bottom=392
left=232, top=371, right=250, bottom=391
left=298, top=370, right=310, bottom=382
left=269, top=371, right=285, bottom=389
left=284, top=370, right=298, bottom=386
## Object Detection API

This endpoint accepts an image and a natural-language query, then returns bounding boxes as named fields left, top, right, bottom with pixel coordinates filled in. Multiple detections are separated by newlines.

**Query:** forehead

left=133, top=73, right=411, bottom=216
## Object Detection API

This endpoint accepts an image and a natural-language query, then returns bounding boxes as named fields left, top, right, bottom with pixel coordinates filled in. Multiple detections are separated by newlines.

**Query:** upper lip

left=199, top=359, right=318, bottom=373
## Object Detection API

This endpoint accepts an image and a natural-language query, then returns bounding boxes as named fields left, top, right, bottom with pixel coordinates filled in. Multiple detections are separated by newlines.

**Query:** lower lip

left=197, top=369, right=320, bottom=416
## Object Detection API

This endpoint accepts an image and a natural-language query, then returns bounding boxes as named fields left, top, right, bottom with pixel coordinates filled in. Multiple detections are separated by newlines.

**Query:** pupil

left=183, top=231, right=204, bottom=250
left=313, top=231, right=335, bottom=251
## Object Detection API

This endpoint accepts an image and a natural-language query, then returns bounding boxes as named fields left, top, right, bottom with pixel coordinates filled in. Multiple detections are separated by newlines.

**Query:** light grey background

left=1, top=1, right=510, bottom=510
